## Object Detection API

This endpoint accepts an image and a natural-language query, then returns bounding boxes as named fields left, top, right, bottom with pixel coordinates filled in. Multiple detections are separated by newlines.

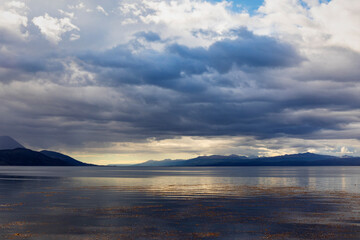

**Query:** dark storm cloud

left=0, top=53, right=50, bottom=73
left=1, top=13, right=360, bottom=153
left=66, top=28, right=358, bottom=142
left=169, top=29, right=301, bottom=73
left=81, top=29, right=302, bottom=91
left=134, top=31, right=162, bottom=42
left=0, top=35, right=66, bottom=83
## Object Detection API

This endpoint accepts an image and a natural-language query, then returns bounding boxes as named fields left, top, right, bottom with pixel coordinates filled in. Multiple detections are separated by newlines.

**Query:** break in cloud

left=0, top=0, right=359, bottom=164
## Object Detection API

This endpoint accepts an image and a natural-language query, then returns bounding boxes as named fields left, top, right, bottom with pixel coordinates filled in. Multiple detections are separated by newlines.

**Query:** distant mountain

left=136, top=155, right=251, bottom=167
left=41, top=150, right=93, bottom=166
left=135, top=159, right=187, bottom=167
left=136, top=155, right=249, bottom=167
left=209, top=153, right=360, bottom=166
left=0, top=136, right=24, bottom=150
left=252, top=152, right=334, bottom=163
left=134, top=153, right=360, bottom=167
left=107, top=164, right=134, bottom=167
left=183, top=154, right=249, bottom=166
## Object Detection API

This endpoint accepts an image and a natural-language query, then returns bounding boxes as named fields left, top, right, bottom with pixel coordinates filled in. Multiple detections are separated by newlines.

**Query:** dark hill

left=0, top=148, right=91, bottom=166
left=41, top=150, right=92, bottom=166
left=0, top=148, right=72, bottom=166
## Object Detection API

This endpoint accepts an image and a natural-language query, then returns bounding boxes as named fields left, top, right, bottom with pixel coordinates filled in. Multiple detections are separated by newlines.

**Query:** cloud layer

left=0, top=0, right=360, bottom=163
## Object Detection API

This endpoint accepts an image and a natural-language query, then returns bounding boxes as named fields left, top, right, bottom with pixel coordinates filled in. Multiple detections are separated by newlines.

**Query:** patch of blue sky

left=208, top=0, right=332, bottom=14
left=207, top=0, right=264, bottom=14
left=299, top=0, right=331, bottom=10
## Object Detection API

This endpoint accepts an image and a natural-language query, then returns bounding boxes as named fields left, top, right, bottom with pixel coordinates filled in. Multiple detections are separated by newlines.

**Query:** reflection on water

left=0, top=166, right=360, bottom=239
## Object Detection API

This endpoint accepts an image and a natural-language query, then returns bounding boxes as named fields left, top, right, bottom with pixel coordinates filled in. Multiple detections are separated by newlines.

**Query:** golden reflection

left=257, top=177, right=298, bottom=187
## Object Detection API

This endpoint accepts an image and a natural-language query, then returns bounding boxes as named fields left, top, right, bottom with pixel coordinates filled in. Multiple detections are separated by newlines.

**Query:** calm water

left=0, top=166, right=360, bottom=239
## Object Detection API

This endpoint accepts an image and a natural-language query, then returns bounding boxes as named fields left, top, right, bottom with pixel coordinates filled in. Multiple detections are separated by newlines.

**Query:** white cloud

left=68, top=2, right=85, bottom=10
left=61, top=60, right=95, bottom=85
left=119, top=0, right=250, bottom=46
left=340, top=146, right=353, bottom=155
left=32, top=13, right=80, bottom=44
left=0, top=2, right=28, bottom=40
left=59, top=9, right=75, bottom=18
left=310, top=0, right=360, bottom=52
left=96, top=5, right=108, bottom=16
left=6, top=1, right=26, bottom=9
left=119, top=3, right=145, bottom=15
left=69, top=33, right=80, bottom=41
left=114, top=0, right=360, bottom=51
left=252, top=0, right=360, bottom=52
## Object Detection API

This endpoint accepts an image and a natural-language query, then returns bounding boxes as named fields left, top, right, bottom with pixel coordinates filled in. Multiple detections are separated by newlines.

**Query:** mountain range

left=135, top=152, right=360, bottom=167
left=0, top=136, right=91, bottom=166
left=2, top=136, right=360, bottom=167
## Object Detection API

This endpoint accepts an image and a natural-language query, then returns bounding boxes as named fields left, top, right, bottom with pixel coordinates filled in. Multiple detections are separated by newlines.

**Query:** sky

left=0, top=0, right=360, bottom=164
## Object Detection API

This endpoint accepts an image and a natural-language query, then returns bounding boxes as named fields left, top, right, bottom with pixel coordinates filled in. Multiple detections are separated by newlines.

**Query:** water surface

left=0, top=166, right=359, bottom=239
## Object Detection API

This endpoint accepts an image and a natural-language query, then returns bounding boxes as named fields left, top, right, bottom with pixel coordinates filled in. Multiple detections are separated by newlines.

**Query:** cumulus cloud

left=252, top=0, right=360, bottom=52
left=32, top=13, right=79, bottom=44
left=0, top=0, right=360, bottom=163
left=309, top=0, right=360, bottom=52
left=0, top=1, right=28, bottom=41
